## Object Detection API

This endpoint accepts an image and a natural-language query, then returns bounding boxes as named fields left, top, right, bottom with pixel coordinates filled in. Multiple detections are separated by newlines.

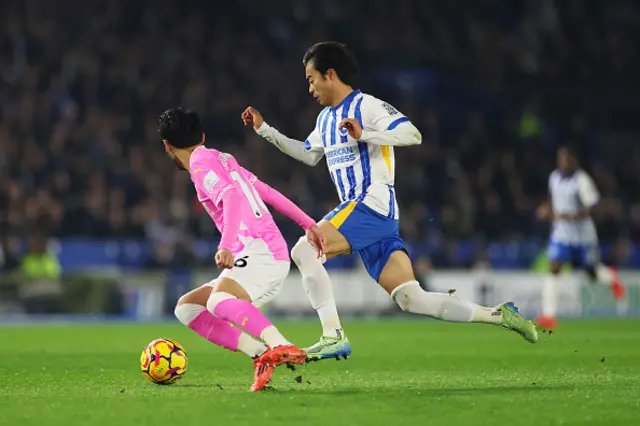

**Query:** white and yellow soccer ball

left=140, top=338, right=188, bottom=385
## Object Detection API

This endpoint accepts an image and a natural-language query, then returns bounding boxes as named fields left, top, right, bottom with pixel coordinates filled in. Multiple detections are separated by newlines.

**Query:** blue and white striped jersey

left=303, top=90, right=410, bottom=219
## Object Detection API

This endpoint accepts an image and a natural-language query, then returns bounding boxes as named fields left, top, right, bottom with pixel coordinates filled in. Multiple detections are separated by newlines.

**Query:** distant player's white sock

left=594, top=263, right=615, bottom=285
left=542, top=274, right=558, bottom=318
left=291, top=237, right=344, bottom=339
left=391, top=281, right=502, bottom=325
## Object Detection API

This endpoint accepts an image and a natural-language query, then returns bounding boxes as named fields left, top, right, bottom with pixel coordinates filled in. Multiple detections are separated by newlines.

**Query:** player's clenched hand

left=338, top=118, right=363, bottom=140
left=215, top=249, right=235, bottom=269
left=241, top=107, right=264, bottom=132
left=536, top=203, right=552, bottom=221
left=306, top=224, right=326, bottom=258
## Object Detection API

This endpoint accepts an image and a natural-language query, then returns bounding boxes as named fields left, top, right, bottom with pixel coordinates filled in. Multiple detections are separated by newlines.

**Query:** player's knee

left=291, top=237, right=315, bottom=267
left=390, top=281, right=422, bottom=313
left=174, top=302, right=203, bottom=326
left=176, top=293, right=189, bottom=307
left=206, top=290, right=235, bottom=314
left=174, top=293, right=198, bottom=325
left=176, top=285, right=213, bottom=308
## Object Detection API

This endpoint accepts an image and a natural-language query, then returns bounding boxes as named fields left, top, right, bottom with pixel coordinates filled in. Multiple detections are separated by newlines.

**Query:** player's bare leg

left=585, top=263, right=626, bottom=300
left=291, top=220, right=352, bottom=360
left=210, top=278, right=306, bottom=391
left=174, top=279, right=305, bottom=391
left=379, top=251, right=538, bottom=343
left=175, top=285, right=272, bottom=391
left=175, top=286, right=268, bottom=358
left=537, top=261, right=562, bottom=330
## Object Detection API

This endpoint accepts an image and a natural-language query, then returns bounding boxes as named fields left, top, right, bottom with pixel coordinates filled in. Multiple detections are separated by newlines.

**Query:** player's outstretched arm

left=252, top=179, right=314, bottom=229
left=242, top=107, right=324, bottom=166
left=252, top=179, right=325, bottom=256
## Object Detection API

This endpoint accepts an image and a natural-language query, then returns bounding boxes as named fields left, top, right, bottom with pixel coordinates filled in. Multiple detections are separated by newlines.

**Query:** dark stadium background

left=1, top=0, right=639, bottom=315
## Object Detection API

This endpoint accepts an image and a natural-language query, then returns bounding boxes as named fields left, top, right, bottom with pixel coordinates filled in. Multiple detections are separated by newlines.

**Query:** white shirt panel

left=549, top=169, right=599, bottom=245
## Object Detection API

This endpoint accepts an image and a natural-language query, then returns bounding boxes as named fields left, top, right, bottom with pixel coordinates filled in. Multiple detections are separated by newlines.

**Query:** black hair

left=157, top=107, right=203, bottom=149
left=558, top=145, right=580, bottom=163
left=302, top=42, right=359, bottom=86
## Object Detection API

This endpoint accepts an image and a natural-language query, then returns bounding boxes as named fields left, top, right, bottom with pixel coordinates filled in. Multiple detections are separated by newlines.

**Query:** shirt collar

left=331, top=89, right=361, bottom=111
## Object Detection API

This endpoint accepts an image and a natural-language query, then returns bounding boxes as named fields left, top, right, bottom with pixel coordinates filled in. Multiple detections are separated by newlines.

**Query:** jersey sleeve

left=578, top=172, right=600, bottom=208
left=257, top=118, right=324, bottom=166
left=239, top=166, right=258, bottom=185
left=361, top=96, right=409, bottom=132
left=305, top=108, right=328, bottom=152
left=305, top=126, right=324, bottom=152
left=251, top=179, right=316, bottom=230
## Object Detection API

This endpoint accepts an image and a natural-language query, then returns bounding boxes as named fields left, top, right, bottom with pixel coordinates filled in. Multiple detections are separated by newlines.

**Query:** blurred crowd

left=1, top=0, right=639, bottom=269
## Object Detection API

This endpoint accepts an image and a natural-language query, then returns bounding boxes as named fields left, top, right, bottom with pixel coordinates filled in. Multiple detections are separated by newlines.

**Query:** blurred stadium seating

left=2, top=0, right=640, bottom=276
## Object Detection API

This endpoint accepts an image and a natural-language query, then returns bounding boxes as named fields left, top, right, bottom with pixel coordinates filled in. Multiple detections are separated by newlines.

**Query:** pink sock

left=188, top=310, right=241, bottom=352
left=213, top=298, right=273, bottom=338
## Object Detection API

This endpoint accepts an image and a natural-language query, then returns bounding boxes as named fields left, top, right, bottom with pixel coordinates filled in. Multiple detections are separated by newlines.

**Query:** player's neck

left=179, top=146, right=200, bottom=172
left=330, top=85, right=356, bottom=108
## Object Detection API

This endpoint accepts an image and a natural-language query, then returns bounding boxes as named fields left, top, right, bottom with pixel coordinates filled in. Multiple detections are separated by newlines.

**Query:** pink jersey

left=189, top=146, right=315, bottom=261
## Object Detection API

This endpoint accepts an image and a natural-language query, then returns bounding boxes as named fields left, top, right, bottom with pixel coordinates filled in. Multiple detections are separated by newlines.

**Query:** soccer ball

left=140, top=338, right=188, bottom=385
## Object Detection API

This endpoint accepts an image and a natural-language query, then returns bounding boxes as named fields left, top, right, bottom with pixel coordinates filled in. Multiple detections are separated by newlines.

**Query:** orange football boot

left=250, top=359, right=275, bottom=392
left=258, top=344, right=307, bottom=367
left=609, top=268, right=626, bottom=301
left=536, top=315, right=558, bottom=331
left=249, top=345, right=306, bottom=392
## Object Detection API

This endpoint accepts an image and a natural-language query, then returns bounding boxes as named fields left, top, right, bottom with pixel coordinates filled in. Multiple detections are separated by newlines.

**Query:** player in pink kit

left=158, top=107, right=325, bottom=391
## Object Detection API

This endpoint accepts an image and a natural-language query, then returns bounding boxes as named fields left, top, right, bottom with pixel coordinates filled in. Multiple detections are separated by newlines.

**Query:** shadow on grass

left=170, top=384, right=220, bottom=388
left=269, top=384, right=574, bottom=396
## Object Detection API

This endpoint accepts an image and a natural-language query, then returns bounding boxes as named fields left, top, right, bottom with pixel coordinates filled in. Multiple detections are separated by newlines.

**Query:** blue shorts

left=324, top=201, right=407, bottom=281
left=547, top=240, right=598, bottom=268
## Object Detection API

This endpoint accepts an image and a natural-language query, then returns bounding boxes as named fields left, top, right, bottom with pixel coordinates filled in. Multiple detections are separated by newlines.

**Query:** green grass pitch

left=1, top=319, right=639, bottom=426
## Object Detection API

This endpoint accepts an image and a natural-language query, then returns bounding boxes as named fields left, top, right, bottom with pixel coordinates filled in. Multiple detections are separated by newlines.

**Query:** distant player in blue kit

left=242, top=42, right=538, bottom=358
left=536, top=146, right=625, bottom=330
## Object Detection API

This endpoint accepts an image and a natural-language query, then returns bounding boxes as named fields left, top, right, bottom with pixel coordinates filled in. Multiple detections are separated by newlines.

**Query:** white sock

left=175, top=302, right=268, bottom=358
left=206, top=290, right=235, bottom=313
left=174, top=303, right=205, bottom=325
left=391, top=281, right=502, bottom=325
left=259, top=326, right=291, bottom=348
left=237, top=333, right=268, bottom=358
left=206, top=291, right=291, bottom=348
left=291, top=237, right=344, bottom=339
left=471, top=306, right=504, bottom=325
left=542, top=274, right=558, bottom=317
left=595, top=263, right=614, bottom=285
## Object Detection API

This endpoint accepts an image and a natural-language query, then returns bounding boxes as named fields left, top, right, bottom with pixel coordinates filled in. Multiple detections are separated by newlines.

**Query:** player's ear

left=163, top=140, right=171, bottom=152
left=326, top=68, right=337, bottom=81
left=201, top=132, right=205, bottom=144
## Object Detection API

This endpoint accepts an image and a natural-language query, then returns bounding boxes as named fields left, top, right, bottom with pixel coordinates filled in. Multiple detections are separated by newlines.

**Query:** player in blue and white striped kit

left=242, top=42, right=538, bottom=359
left=536, top=146, right=625, bottom=330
